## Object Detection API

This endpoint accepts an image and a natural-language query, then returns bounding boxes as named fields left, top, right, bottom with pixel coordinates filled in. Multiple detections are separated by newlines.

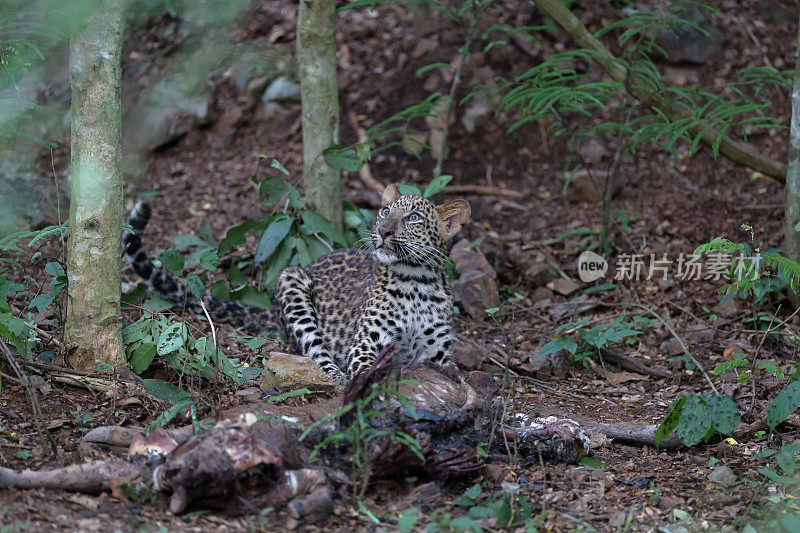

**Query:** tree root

left=599, top=348, right=670, bottom=379
left=596, top=422, right=682, bottom=450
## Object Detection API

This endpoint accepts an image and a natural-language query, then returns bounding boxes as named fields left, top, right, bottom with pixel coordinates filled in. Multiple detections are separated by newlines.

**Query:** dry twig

left=24, top=321, right=60, bottom=346
left=347, top=111, right=385, bottom=194
left=599, top=301, right=718, bottom=393
left=446, top=184, right=526, bottom=199
left=0, top=339, right=57, bottom=458
left=598, top=347, right=669, bottom=379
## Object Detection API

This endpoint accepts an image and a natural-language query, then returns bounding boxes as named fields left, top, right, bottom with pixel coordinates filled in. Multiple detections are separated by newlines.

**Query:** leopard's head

left=372, top=183, right=471, bottom=268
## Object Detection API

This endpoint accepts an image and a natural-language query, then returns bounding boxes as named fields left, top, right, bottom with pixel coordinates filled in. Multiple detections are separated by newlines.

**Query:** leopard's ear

left=382, top=184, right=402, bottom=205
left=435, top=199, right=471, bottom=240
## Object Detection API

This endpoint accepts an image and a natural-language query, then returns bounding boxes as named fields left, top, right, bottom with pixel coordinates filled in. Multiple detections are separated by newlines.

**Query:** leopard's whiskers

left=405, top=241, right=446, bottom=269
left=401, top=243, right=429, bottom=267
left=354, top=229, right=375, bottom=250
left=355, top=236, right=374, bottom=251
left=413, top=242, right=448, bottom=262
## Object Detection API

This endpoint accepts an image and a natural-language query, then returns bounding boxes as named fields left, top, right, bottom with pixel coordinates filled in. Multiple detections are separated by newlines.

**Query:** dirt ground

left=2, top=0, right=800, bottom=531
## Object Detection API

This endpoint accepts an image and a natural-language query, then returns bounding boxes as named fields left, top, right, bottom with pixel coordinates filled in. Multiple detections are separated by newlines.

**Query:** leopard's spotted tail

left=123, top=202, right=281, bottom=335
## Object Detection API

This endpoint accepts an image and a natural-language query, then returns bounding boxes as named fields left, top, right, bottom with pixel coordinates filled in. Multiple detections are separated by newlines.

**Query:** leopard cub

left=275, top=184, right=470, bottom=383
left=124, top=184, right=471, bottom=384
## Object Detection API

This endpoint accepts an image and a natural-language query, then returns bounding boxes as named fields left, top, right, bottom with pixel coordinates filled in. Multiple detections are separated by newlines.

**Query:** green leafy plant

left=0, top=268, right=36, bottom=361
left=417, top=483, right=542, bottom=532
left=70, top=410, right=92, bottom=424
left=656, top=233, right=800, bottom=450
left=754, top=444, right=800, bottom=486
left=123, top=303, right=260, bottom=382
left=143, top=377, right=205, bottom=432
left=393, top=174, right=453, bottom=199
left=213, top=157, right=358, bottom=301
left=125, top=158, right=366, bottom=312
left=694, top=237, right=800, bottom=299
left=654, top=392, right=740, bottom=447
left=0, top=225, right=68, bottom=360
left=740, top=444, right=800, bottom=531
left=712, top=352, right=786, bottom=385
left=538, top=315, right=651, bottom=368
left=766, top=380, right=800, bottom=431
left=474, top=2, right=783, bottom=253
left=323, top=93, right=441, bottom=169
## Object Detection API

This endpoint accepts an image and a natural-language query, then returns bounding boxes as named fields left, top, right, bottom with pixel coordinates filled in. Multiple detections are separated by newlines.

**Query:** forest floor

left=2, top=0, right=800, bottom=531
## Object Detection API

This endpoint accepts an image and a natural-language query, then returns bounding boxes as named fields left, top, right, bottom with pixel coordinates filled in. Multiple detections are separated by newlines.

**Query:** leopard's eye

left=407, top=213, right=421, bottom=223
left=379, top=207, right=390, bottom=217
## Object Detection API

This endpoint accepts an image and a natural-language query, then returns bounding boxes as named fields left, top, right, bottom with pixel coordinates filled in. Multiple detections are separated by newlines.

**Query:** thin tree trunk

left=785, top=12, right=800, bottom=307
left=297, top=0, right=343, bottom=231
left=64, top=3, right=124, bottom=369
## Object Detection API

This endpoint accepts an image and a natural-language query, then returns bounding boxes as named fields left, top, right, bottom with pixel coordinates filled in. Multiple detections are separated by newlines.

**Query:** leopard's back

left=304, top=248, right=378, bottom=357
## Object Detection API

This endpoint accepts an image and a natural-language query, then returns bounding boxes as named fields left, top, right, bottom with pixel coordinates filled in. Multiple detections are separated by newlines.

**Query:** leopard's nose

left=378, top=226, right=394, bottom=240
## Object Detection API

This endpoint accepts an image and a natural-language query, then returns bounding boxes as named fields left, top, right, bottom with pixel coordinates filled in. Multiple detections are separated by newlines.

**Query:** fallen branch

left=599, top=347, right=670, bottom=379
left=558, top=412, right=682, bottom=449
left=0, top=460, right=143, bottom=492
left=532, top=0, right=787, bottom=182
left=446, top=184, right=526, bottom=199
left=596, top=422, right=682, bottom=450
left=600, top=301, right=718, bottom=393
left=24, top=321, right=60, bottom=346
left=17, top=358, right=142, bottom=393
left=2, top=414, right=332, bottom=524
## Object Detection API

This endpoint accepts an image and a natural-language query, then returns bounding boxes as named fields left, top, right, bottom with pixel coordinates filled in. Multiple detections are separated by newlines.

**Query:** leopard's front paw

left=320, top=362, right=348, bottom=385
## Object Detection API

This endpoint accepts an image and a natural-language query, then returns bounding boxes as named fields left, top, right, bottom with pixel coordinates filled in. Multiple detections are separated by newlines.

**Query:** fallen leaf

left=605, top=371, right=648, bottom=386
left=63, top=493, right=99, bottom=509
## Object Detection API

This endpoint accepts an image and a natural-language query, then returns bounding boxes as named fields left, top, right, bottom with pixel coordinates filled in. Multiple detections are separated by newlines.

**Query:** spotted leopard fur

left=123, top=185, right=470, bottom=384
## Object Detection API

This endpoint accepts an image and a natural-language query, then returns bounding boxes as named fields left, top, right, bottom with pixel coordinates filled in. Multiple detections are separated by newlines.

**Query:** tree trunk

left=64, top=3, right=125, bottom=369
left=297, top=0, right=343, bottom=231
left=786, top=12, right=800, bottom=307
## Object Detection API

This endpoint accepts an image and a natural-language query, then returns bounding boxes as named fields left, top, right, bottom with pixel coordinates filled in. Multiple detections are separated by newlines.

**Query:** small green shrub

left=0, top=224, right=68, bottom=361
left=538, top=315, right=651, bottom=368
left=694, top=237, right=800, bottom=300
left=655, top=392, right=740, bottom=447
left=123, top=303, right=261, bottom=382
left=411, top=483, right=542, bottom=532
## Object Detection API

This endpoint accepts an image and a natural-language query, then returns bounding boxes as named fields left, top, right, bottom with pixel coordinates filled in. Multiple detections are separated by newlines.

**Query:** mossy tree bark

left=297, top=0, right=343, bottom=231
left=785, top=14, right=800, bottom=308
left=64, top=3, right=125, bottom=369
